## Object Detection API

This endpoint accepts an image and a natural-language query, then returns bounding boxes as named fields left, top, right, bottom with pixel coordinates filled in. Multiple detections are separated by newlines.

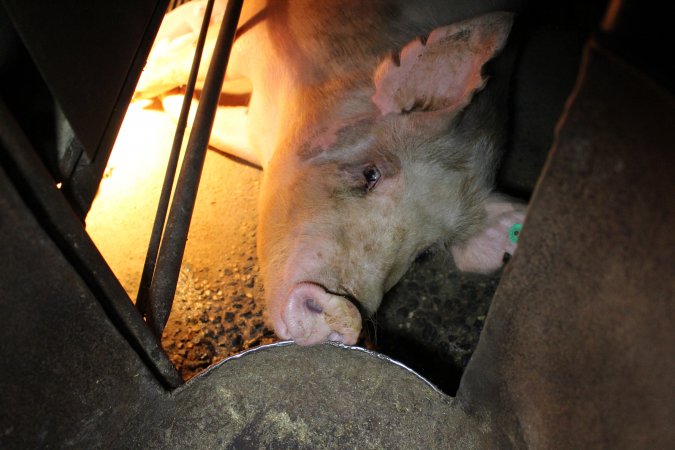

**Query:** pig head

left=254, top=12, right=520, bottom=345
left=140, top=1, right=524, bottom=346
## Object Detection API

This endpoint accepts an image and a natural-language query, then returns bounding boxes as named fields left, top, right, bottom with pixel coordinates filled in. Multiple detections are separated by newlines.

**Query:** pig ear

left=372, top=12, right=513, bottom=116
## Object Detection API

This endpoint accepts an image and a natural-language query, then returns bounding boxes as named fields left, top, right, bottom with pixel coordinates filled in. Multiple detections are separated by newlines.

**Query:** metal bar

left=146, top=0, right=244, bottom=337
left=136, top=0, right=217, bottom=319
left=0, top=98, right=183, bottom=389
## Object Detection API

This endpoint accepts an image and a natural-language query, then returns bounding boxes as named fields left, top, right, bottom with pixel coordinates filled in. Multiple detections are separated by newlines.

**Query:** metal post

left=136, top=0, right=217, bottom=318
left=146, top=0, right=244, bottom=338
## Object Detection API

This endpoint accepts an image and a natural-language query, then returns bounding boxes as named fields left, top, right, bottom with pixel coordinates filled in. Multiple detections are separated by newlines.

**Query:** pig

left=140, top=0, right=527, bottom=346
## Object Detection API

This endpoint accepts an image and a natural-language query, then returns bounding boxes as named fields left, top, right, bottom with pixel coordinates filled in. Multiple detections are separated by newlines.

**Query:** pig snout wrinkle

left=281, top=283, right=362, bottom=346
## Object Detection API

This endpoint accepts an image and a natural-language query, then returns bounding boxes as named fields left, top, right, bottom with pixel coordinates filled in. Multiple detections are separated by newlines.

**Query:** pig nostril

left=305, top=298, right=324, bottom=314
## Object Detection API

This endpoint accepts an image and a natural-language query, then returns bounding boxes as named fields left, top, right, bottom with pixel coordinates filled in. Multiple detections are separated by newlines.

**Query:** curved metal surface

left=184, top=340, right=446, bottom=396
left=159, top=341, right=477, bottom=449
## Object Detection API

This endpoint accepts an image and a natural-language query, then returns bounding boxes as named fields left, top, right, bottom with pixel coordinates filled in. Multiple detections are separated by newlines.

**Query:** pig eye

left=363, top=166, right=381, bottom=191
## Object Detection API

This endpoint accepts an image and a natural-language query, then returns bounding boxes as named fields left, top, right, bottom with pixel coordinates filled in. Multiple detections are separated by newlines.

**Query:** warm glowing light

left=56, top=182, right=62, bottom=189
left=162, top=94, right=256, bottom=165
left=85, top=96, right=255, bottom=299
left=86, top=0, right=255, bottom=298
left=85, top=102, right=178, bottom=298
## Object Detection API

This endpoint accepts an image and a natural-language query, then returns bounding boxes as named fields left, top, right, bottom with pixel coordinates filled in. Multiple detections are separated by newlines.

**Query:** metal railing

left=136, top=0, right=245, bottom=338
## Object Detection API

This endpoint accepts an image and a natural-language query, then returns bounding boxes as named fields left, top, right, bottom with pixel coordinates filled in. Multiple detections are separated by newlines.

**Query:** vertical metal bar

left=136, top=0, right=217, bottom=318
left=146, top=0, right=244, bottom=337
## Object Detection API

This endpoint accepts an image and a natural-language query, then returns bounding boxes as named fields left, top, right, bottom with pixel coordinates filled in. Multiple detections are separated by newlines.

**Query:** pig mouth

left=276, top=281, right=364, bottom=346
left=313, top=282, right=362, bottom=310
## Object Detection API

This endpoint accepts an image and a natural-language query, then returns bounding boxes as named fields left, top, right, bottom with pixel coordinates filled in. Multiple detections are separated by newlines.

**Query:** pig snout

left=276, top=283, right=362, bottom=346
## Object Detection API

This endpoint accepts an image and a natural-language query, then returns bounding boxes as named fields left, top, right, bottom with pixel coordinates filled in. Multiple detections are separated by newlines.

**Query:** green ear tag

left=508, top=223, right=522, bottom=244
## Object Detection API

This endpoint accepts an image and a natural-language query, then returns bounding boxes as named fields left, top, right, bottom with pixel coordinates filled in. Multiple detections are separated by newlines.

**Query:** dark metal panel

left=1, top=0, right=169, bottom=217
left=496, top=0, right=610, bottom=196
left=459, top=27, right=675, bottom=450
left=1, top=0, right=163, bottom=156
left=0, top=146, right=168, bottom=449
left=599, top=0, right=675, bottom=94
left=0, top=97, right=183, bottom=389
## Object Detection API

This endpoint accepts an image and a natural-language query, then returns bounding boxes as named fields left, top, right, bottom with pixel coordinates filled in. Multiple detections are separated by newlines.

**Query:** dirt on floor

left=87, top=103, right=502, bottom=392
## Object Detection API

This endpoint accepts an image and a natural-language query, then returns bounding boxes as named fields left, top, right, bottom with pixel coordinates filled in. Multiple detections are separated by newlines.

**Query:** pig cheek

left=338, top=203, right=408, bottom=311
left=256, top=203, right=296, bottom=334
